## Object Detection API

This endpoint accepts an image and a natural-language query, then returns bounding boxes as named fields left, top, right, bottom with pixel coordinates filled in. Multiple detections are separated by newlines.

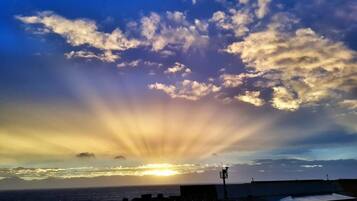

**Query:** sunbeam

left=0, top=69, right=279, bottom=167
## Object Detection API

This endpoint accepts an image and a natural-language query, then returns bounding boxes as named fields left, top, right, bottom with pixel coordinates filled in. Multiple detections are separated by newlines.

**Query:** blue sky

left=0, top=0, right=356, bottom=188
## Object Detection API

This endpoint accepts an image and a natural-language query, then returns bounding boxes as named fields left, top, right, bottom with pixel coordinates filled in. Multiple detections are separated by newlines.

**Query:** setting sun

left=143, top=169, right=178, bottom=177
left=140, top=164, right=179, bottom=177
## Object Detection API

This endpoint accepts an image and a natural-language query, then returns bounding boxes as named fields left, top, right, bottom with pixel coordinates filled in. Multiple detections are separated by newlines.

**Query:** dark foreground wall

left=180, top=179, right=357, bottom=201
left=338, top=179, right=357, bottom=197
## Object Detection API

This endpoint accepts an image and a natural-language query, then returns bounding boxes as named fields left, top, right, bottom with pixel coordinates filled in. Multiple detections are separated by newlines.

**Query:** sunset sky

left=0, top=0, right=356, bottom=189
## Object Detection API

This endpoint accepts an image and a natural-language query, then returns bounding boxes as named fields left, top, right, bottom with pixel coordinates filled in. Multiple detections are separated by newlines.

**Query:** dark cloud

left=114, top=155, right=126, bottom=160
left=76, top=152, right=95, bottom=158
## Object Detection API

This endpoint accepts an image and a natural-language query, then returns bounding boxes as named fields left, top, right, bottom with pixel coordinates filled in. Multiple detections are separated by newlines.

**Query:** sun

left=141, top=163, right=179, bottom=177
left=143, top=169, right=178, bottom=177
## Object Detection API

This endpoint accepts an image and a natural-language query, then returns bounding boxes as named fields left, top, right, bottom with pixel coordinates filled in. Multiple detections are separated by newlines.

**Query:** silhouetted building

left=180, top=179, right=357, bottom=201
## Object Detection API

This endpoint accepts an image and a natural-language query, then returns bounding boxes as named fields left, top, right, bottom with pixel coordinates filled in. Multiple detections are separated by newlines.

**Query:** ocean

left=0, top=185, right=180, bottom=201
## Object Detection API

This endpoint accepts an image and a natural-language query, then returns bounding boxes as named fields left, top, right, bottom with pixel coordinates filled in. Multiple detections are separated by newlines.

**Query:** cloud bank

left=16, top=11, right=140, bottom=62
left=226, top=26, right=357, bottom=111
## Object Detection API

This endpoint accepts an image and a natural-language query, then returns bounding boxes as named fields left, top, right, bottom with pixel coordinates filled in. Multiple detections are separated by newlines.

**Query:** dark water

left=0, top=186, right=180, bottom=201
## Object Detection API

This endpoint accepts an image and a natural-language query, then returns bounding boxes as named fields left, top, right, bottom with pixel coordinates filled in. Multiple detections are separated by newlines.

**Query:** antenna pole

left=220, top=167, right=229, bottom=200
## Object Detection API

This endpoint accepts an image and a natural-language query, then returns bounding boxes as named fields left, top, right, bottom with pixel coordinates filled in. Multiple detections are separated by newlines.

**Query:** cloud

left=114, top=155, right=126, bottom=160
left=148, top=82, right=176, bottom=96
left=225, top=24, right=357, bottom=111
left=255, top=0, right=271, bottom=19
left=140, top=12, right=160, bottom=42
left=166, top=11, right=186, bottom=23
left=239, top=0, right=250, bottom=5
left=1, top=159, right=357, bottom=190
left=116, top=60, right=163, bottom=69
left=65, top=50, right=119, bottom=63
left=76, top=152, right=95, bottom=158
left=164, top=62, right=192, bottom=77
left=220, top=72, right=263, bottom=88
left=160, top=50, right=176, bottom=57
left=271, top=86, right=300, bottom=111
left=143, top=61, right=164, bottom=67
left=140, top=12, right=209, bottom=52
left=226, top=27, right=356, bottom=72
left=194, top=19, right=209, bottom=32
left=0, top=164, right=212, bottom=181
left=210, top=0, right=272, bottom=37
left=235, top=91, right=265, bottom=106
left=210, top=9, right=254, bottom=37
left=116, top=59, right=141, bottom=68
left=16, top=11, right=140, bottom=62
left=148, top=80, right=221, bottom=101
left=338, top=99, right=357, bottom=110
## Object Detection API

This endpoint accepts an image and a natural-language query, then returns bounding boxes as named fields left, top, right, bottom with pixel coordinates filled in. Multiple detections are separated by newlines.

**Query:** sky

left=0, top=0, right=356, bottom=189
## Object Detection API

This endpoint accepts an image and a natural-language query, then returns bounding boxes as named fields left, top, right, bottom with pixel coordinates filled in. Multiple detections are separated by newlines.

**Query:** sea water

left=0, top=185, right=180, bottom=201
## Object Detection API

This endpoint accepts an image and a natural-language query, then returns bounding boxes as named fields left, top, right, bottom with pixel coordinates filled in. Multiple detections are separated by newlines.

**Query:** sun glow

left=143, top=169, right=178, bottom=176
left=0, top=163, right=217, bottom=180
left=140, top=164, right=179, bottom=177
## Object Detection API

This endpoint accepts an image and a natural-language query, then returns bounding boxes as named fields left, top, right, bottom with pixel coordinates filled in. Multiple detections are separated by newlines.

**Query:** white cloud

left=236, top=91, right=265, bottom=106
left=116, top=59, right=164, bottom=69
left=116, top=60, right=141, bottom=68
left=220, top=72, right=262, bottom=88
left=226, top=25, right=357, bottom=111
left=210, top=11, right=228, bottom=28
left=255, top=0, right=272, bottom=19
left=141, top=12, right=160, bottom=42
left=164, top=62, right=192, bottom=77
left=16, top=12, right=140, bottom=51
left=160, top=50, right=176, bottom=57
left=220, top=73, right=244, bottom=87
left=194, top=19, right=209, bottom=32
left=210, top=0, right=272, bottom=37
left=140, top=12, right=209, bottom=52
left=226, top=28, right=356, bottom=72
left=16, top=11, right=140, bottom=62
left=65, top=50, right=119, bottom=63
left=148, top=82, right=176, bottom=96
left=271, top=86, right=300, bottom=111
left=166, top=11, right=186, bottom=23
left=210, top=9, right=254, bottom=37
left=143, top=61, right=163, bottom=68
left=148, top=80, right=221, bottom=101
left=300, top=164, right=323, bottom=168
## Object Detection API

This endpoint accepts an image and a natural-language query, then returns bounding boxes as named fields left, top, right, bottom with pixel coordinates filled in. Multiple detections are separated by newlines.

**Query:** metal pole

left=220, top=167, right=229, bottom=201
left=223, top=173, right=227, bottom=200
